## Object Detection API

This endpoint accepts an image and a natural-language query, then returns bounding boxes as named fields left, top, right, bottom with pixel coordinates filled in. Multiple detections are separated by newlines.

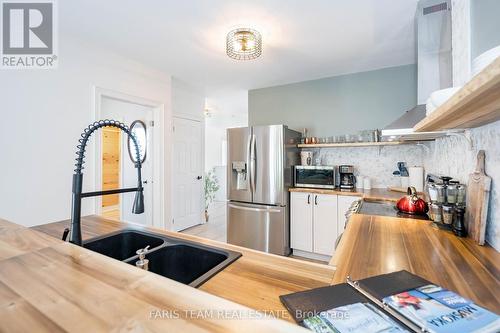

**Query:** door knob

left=143, top=180, right=148, bottom=184
left=197, top=176, right=203, bottom=180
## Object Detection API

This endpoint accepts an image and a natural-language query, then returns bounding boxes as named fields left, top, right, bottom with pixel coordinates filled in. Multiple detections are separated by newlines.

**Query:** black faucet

left=68, top=119, right=144, bottom=246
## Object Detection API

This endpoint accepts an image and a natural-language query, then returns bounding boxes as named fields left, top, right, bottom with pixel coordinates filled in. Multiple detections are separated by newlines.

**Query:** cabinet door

left=337, top=195, right=361, bottom=231
left=313, top=194, right=338, bottom=256
left=291, top=192, right=313, bottom=252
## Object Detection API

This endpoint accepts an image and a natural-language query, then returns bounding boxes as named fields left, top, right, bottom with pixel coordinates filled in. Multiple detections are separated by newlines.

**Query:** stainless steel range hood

left=381, top=105, right=447, bottom=141
left=381, top=0, right=453, bottom=142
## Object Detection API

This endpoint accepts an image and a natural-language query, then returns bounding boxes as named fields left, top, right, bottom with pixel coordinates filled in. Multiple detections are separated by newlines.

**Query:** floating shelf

left=297, top=141, right=406, bottom=148
left=414, top=57, right=500, bottom=132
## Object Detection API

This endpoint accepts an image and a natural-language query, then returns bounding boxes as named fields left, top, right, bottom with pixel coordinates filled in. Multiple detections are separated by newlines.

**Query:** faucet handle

left=62, top=228, right=70, bottom=241
left=136, top=245, right=150, bottom=260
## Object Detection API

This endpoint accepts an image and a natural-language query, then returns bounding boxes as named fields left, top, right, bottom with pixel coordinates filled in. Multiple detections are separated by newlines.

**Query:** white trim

left=172, top=112, right=204, bottom=122
left=92, top=86, right=165, bottom=229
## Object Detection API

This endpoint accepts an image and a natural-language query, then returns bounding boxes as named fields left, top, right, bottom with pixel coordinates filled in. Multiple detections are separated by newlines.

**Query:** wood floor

left=181, top=201, right=226, bottom=243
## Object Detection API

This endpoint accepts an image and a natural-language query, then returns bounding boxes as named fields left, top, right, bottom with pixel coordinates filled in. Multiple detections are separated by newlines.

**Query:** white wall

left=204, top=90, right=248, bottom=201
left=172, top=78, right=205, bottom=121
left=0, top=37, right=173, bottom=228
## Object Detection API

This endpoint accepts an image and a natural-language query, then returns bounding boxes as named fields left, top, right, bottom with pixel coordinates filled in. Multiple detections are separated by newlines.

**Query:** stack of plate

left=426, top=87, right=462, bottom=116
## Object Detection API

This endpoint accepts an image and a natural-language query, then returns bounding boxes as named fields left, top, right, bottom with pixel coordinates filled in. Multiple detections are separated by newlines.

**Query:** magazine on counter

left=382, top=284, right=500, bottom=333
left=303, top=302, right=408, bottom=333
left=281, top=271, right=500, bottom=333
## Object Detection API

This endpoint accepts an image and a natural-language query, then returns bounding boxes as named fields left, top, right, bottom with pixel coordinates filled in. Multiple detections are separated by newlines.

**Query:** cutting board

left=466, top=150, right=491, bottom=245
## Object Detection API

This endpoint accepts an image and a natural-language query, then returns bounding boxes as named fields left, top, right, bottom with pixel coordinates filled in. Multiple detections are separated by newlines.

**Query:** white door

left=337, top=195, right=361, bottom=231
left=313, top=194, right=338, bottom=256
left=173, top=117, right=204, bottom=231
left=100, top=97, right=154, bottom=226
left=290, top=192, right=313, bottom=252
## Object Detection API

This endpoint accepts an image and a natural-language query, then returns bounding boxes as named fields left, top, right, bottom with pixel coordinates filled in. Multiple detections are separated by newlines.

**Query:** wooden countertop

left=0, top=217, right=337, bottom=332
left=331, top=213, right=500, bottom=313
left=0, top=217, right=340, bottom=332
left=289, top=187, right=406, bottom=202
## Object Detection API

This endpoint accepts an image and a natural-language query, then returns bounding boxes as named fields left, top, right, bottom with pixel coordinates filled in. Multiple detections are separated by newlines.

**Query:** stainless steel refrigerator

left=226, top=125, right=300, bottom=255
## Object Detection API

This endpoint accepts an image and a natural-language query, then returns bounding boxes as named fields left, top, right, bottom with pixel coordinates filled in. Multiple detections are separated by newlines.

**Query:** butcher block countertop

left=331, top=213, right=500, bottom=313
left=289, top=187, right=406, bottom=202
left=0, top=216, right=336, bottom=332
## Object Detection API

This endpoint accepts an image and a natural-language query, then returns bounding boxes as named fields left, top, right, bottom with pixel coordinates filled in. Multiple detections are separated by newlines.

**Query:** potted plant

left=204, top=167, right=220, bottom=222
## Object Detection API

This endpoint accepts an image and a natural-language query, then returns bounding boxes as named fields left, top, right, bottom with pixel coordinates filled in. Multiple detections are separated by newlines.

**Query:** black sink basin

left=83, top=229, right=241, bottom=287
left=126, top=244, right=229, bottom=287
left=84, top=230, right=164, bottom=261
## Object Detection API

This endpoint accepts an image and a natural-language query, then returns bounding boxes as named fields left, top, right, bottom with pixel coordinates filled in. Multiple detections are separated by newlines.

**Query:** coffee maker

left=339, top=165, right=356, bottom=190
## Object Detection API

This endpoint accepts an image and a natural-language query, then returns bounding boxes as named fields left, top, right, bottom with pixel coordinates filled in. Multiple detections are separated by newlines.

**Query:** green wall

left=471, top=0, right=500, bottom=58
left=248, top=64, right=417, bottom=137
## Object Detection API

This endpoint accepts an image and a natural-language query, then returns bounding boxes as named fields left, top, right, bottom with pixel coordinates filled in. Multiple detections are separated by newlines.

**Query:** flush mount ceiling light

left=226, top=28, right=262, bottom=60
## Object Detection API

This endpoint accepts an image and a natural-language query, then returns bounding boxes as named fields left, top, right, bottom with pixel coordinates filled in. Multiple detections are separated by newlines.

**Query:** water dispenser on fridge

left=231, top=161, right=248, bottom=190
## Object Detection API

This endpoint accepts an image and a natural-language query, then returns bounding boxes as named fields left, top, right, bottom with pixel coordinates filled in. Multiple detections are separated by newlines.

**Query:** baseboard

left=292, top=249, right=332, bottom=262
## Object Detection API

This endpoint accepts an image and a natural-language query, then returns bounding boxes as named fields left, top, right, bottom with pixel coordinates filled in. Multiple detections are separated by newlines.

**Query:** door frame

left=171, top=115, right=205, bottom=231
left=92, top=86, right=165, bottom=229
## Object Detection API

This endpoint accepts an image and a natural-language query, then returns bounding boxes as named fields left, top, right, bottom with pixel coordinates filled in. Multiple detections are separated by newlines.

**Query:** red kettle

left=396, top=186, right=429, bottom=215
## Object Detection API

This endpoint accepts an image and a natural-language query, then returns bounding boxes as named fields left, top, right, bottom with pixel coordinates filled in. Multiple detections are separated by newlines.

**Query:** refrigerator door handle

left=250, top=134, right=257, bottom=194
left=246, top=134, right=253, bottom=194
left=228, top=203, right=281, bottom=213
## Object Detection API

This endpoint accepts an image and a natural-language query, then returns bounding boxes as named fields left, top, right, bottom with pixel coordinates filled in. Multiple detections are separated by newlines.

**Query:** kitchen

left=1, top=1, right=499, bottom=332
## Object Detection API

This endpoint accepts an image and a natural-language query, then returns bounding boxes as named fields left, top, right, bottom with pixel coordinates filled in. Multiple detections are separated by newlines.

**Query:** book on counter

left=279, top=270, right=500, bottom=333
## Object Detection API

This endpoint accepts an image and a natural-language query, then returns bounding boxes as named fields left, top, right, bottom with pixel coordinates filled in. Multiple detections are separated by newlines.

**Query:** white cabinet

left=313, top=194, right=338, bottom=255
left=291, top=192, right=362, bottom=258
left=337, top=195, right=361, bottom=231
left=290, top=192, right=313, bottom=252
left=290, top=192, right=338, bottom=256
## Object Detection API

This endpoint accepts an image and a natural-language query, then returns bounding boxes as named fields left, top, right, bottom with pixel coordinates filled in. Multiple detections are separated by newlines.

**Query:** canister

left=442, top=204, right=454, bottom=225
left=446, top=184, right=458, bottom=204
left=430, top=203, right=443, bottom=223
left=456, top=184, right=466, bottom=205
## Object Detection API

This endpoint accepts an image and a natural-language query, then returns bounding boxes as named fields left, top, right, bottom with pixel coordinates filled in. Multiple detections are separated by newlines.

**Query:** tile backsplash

left=424, top=120, right=500, bottom=251
left=312, top=120, right=500, bottom=251
left=315, top=144, right=425, bottom=188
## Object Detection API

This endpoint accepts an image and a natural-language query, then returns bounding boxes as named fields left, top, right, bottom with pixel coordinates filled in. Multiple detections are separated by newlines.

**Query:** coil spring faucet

left=68, top=119, right=145, bottom=246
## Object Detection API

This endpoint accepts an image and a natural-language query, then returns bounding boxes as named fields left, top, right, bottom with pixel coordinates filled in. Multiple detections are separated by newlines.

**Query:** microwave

left=294, top=165, right=336, bottom=189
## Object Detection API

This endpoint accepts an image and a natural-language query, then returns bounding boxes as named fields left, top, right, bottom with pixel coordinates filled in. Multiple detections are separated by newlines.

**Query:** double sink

left=83, top=229, right=241, bottom=287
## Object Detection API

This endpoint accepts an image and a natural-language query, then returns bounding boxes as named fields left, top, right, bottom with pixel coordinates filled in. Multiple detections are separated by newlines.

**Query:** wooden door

left=101, top=128, right=121, bottom=210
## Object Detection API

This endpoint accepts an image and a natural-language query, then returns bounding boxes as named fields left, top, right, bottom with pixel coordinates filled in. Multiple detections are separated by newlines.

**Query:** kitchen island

left=0, top=216, right=334, bottom=332
left=2, top=208, right=499, bottom=332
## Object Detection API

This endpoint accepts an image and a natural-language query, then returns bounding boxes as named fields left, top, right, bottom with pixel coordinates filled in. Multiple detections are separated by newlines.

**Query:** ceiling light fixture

left=226, top=28, right=262, bottom=60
